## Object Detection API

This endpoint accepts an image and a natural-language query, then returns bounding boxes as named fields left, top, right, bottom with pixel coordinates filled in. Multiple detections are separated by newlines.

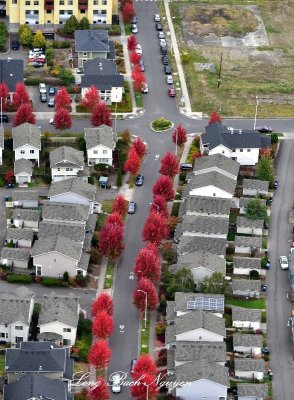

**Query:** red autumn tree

left=88, top=378, right=110, bottom=400
left=172, top=124, right=187, bottom=147
left=4, top=170, right=14, bottom=183
left=127, top=34, right=138, bottom=51
left=99, top=222, right=124, bottom=259
left=133, top=137, right=146, bottom=158
left=132, top=354, right=158, bottom=377
left=12, top=82, right=30, bottom=109
left=131, top=65, right=146, bottom=92
left=112, top=194, right=128, bottom=217
left=209, top=111, right=222, bottom=125
left=120, top=0, right=132, bottom=9
left=88, top=341, right=112, bottom=369
left=91, top=102, right=112, bottom=127
left=133, top=277, right=158, bottom=311
left=159, top=152, right=180, bottom=178
left=131, top=372, right=159, bottom=400
left=81, top=85, right=100, bottom=112
left=92, top=311, right=114, bottom=339
left=105, top=212, right=123, bottom=227
left=124, top=147, right=141, bottom=176
left=133, top=243, right=160, bottom=282
left=153, top=175, right=175, bottom=201
left=130, top=51, right=141, bottom=65
left=150, top=195, right=168, bottom=217
left=13, top=103, right=36, bottom=126
left=55, top=87, right=71, bottom=110
left=142, top=211, right=169, bottom=246
left=0, top=82, right=9, bottom=110
left=54, top=107, right=72, bottom=131
left=122, top=3, right=136, bottom=23
left=92, top=292, right=113, bottom=317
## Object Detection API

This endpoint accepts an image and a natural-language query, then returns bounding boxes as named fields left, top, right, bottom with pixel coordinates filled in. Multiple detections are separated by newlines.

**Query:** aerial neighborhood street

left=0, top=1, right=293, bottom=400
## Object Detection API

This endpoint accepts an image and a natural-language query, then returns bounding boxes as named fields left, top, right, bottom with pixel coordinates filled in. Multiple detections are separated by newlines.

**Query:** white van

left=112, top=374, right=121, bottom=393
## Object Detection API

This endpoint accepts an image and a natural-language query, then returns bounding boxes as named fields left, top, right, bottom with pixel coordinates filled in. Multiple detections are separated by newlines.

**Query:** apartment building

left=6, top=0, right=118, bottom=32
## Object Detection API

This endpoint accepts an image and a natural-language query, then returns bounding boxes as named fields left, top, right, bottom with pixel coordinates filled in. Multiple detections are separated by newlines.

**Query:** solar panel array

left=186, top=296, right=224, bottom=312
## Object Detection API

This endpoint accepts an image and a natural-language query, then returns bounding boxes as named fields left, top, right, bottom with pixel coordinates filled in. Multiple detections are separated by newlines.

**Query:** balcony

left=45, top=0, right=54, bottom=10
left=78, top=0, right=88, bottom=10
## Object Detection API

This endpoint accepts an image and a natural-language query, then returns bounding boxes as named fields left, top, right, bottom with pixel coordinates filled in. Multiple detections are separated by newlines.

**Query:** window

left=54, top=258, right=56, bottom=262
left=65, top=167, right=73, bottom=171
left=20, top=150, right=25, bottom=154
left=240, top=149, right=243, bottom=152
left=34, top=0, right=39, bottom=4
left=101, top=10, right=106, bottom=14
left=83, top=52, right=87, bottom=56
left=25, top=0, right=30, bottom=4
left=57, top=168, right=60, bottom=171
left=68, top=0, right=73, bottom=3
left=102, top=150, right=107, bottom=155
left=222, top=150, right=224, bottom=154
left=232, top=148, right=236, bottom=152
left=60, top=10, right=64, bottom=14
left=219, top=397, right=226, bottom=400
left=36, top=266, right=42, bottom=276
left=93, top=0, right=98, bottom=4
left=102, top=0, right=107, bottom=4
left=12, top=0, right=17, bottom=3
left=247, top=149, right=251, bottom=152
left=93, top=150, right=98, bottom=154
left=15, top=326, right=23, bottom=331
left=59, top=0, right=64, bottom=4
left=63, top=328, right=71, bottom=332
left=30, top=149, right=34, bottom=154
left=15, top=337, right=23, bottom=343
left=0, top=333, right=5, bottom=338
left=80, top=9, right=85, bottom=13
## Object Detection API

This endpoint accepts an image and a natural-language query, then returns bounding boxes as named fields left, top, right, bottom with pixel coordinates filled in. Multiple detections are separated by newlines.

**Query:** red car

left=168, top=88, right=176, bottom=97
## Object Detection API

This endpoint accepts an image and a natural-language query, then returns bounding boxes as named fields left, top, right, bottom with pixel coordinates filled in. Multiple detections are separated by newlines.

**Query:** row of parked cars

left=28, top=48, right=46, bottom=68
left=39, top=83, right=56, bottom=106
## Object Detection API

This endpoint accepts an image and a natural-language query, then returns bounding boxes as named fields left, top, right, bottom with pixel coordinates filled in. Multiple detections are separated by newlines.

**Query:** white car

left=159, top=38, right=166, bottom=47
left=135, top=44, right=142, bottom=55
left=279, top=256, right=289, bottom=270
left=131, top=24, right=138, bottom=34
left=154, top=14, right=160, bottom=22
left=166, top=75, right=173, bottom=84
left=141, top=83, right=148, bottom=93
left=49, top=118, right=55, bottom=125
left=111, top=374, right=121, bottom=393
left=39, top=83, right=47, bottom=94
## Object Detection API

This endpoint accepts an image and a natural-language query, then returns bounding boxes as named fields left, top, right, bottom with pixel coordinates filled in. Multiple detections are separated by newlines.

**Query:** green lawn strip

left=74, top=321, right=92, bottom=363
left=110, top=82, right=132, bottom=113
left=140, top=318, right=150, bottom=355
left=135, top=92, right=143, bottom=108
left=226, top=298, right=266, bottom=309
left=0, top=354, right=5, bottom=376
left=102, top=199, right=114, bottom=214
left=104, top=261, right=114, bottom=289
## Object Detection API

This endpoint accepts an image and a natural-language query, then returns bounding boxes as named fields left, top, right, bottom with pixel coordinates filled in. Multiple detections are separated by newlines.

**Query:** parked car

left=154, top=14, right=160, bottom=22
left=131, top=24, right=138, bottom=34
left=131, top=15, right=137, bottom=24
left=128, top=202, right=137, bottom=214
left=166, top=75, right=174, bottom=84
left=6, top=183, right=15, bottom=189
left=256, top=125, right=273, bottom=133
left=49, top=87, right=56, bottom=96
left=261, top=284, right=267, bottom=293
left=274, top=179, right=278, bottom=189
left=49, top=118, right=55, bottom=125
left=155, top=23, right=163, bottom=31
left=11, top=40, right=19, bottom=50
left=279, top=256, right=289, bottom=270
left=135, top=44, right=142, bottom=55
left=32, top=62, right=44, bottom=68
left=135, top=174, right=144, bottom=186
left=48, top=97, right=55, bottom=107
left=180, top=163, right=193, bottom=171
left=139, top=58, right=145, bottom=71
left=141, top=83, right=148, bottom=94
left=162, top=55, right=169, bottom=65
left=0, top=115, right=9, bottom=123
left=111, top=374, right=121, bottom=394
left=168, top=87, right=176, bottom=97
left=40, top=93, right=47, bottom=102
left=160, top=47, right=168, bottom=55
left=39, top=83, right=47, bottom=94
left=164, top=65, right=172, bottom=75
left=159, top=39, right=167, bottom=47
left=158, top=32, right=164, bottom=39
left=262, top=347, right=270, bottom=355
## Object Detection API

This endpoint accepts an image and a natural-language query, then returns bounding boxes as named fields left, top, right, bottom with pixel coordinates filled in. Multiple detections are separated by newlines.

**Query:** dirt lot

left=168, top=0, right=294, bottom=117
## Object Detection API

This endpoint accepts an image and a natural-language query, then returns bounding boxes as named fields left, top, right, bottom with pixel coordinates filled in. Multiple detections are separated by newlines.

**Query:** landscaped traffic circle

left=150, top=117, right=174, bottom=132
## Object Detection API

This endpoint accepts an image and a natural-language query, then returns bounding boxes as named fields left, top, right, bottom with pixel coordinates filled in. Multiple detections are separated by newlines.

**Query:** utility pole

left=217, top=52, right=223, bottom=88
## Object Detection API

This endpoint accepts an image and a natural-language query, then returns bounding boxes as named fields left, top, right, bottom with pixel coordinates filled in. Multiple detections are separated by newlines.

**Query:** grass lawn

left=135, top=92, right=143, bottom=108
left=102, top=199, right=114, bottom=214
left=75, top=331, right=92, bottom=363
left=0, top=354, right=5, bottom=376
left=110, top=82, right=132, bottom=113
left=104, top=260, right=115, bottom=289
left=226, top=298, right=266, bottom=309
left=140, top=318, right=150, bottom=355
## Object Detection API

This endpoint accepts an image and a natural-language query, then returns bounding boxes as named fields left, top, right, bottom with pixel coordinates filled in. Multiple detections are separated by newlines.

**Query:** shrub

left=88, top=176, right=95, bottom=185
left=171, top=202, right=180, bottom=217
left=109, top=25, right=121, bottom=36
left=75, top=275, right=89, bottom=287
left=7, top=274, right=32, bottom=284
left=155, top=322, right=167, bottom=335
left=261, top=258, right=268, bottom=268
left=25, top=77, right=41, bottom=85
left=41, top=277, right=69, bottom=287
left=271, top=133, right=279, bottom=144
left=249, top=270, right=260, bottom=279
left=63, top=271, right=69, bottom=282
left=151, top=117, right=172, bottom=131
left=94, top=163, right=110, bottom=172
left=116, top=167, right=123, bottom=187
left=76, top=104, right=90, bottom=113
left=162, top=242, right=177, bottom=264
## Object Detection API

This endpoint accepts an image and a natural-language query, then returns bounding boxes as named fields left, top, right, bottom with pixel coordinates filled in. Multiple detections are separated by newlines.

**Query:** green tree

left=245, top=198, right=268, bottom=221
left=0, top=22, right=8, bottom=50
left=58, top=68, right=75, bottom=86
left=45, top=47, right=54, bottom=67
left=200, top=272, right=228, bottom=294
left=256, top=156, right=274, bottom=185
left=78, top=16, right=90, bottom=30
left=162, top=267, right=195, bottom=300
left=19, top=24, right=33, bottom=47
left=271, top=133, right=278, bottom=144
left=33, top=30, right=46, bottom=48
left=63, top=15, right=79, bottom=35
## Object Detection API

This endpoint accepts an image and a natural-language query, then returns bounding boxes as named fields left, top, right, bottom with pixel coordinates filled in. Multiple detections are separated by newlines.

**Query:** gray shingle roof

left=235, top=358, right=265, bottom=372
left=177, top=236, right=227, bottom=256
left=235, top=236, right=262, bottom=248
left=84, top=125, right=117, bottom=150
left=194, top=153, right=240, bottom=177
left=49, top=146, right=85, bottom=169
left=86, top=214, right=98, bottom=231
left=243, top=179, right=269, bottom=191
left=0, top=290, right=33, bottom=325
left=12, top=191, right=39, bottom=201
left=173, top=251, right=226, bottom=274
left=202, top=122, right=271, bottom=151
left=83, top=57, right=118, bottom=75
left=174, top=292, right=225, bottom=314
left=0, top=247, right=30, bottom=261
left=175, top=341, right=226, bottom=364
left=14, top=158, right=33, bottom=176
left=232, top=307, right=262, bottom=322
left=232, top=279, right=261, bottom=292
left=174, top=311, right=226, bottom=337
left=237, top=217, right=264, bottom=229
left=233, top=257, right=261, bottom=270
left=174, top=215, right=229, bottom=241
left=233, top=333, right=263, bottom=347
left=6, top=228, right=34, bottom=242
left=81, top=73, right=124, bottom=91
left=12, top=209, right=41, bottom=222
left=184, top=171, right=237, bottom=196
left=38, top=221, right=85, bottom=242
left=42, top=202, right=90, bottom=223
left=0, top=59, right=24, bottom=93
left=179, top=195, right=232, bottom=218
left=166, top=301, right=175, bottom=321
left=48, top=177, right=96, bottom=201
left=39, top=295, right=79, bottom=328
left=237, top=383, right=268, bottom=397
left=165, top=323, right=176, bottom=345
left=14, top=286, right=35, bottom=299
left=12, top=123, right=41, bottom=150
left=78, top=251, right=90, bottom=271
left=167, top=349, right=175, bottom=371
left=239, top=197, right=267, bottom=209
left=32, top=235, right=82, bottom=261
left=75, top=29, right=110, bottom=52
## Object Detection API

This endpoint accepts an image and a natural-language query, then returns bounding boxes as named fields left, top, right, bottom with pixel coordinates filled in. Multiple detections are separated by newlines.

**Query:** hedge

left=7, top=274, right=32, bottom=284
left=41, top=277, right=69, bottom=287
left=51, top=40, right=71, bottom=48
left=25, top=77, right=41, bottom=86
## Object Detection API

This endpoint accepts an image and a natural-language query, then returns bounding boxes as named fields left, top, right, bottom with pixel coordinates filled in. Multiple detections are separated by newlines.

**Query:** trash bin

left=4, top=196, right=9, bottom=201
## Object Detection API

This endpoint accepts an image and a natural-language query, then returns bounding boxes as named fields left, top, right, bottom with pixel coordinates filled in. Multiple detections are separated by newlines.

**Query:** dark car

left=262, top=347, right=270, bottom=355
left=49, top=87, right=56, bottom=96
left=180, top=163, right=193, bottom=171
left=0, top=114, right=9, bottom=123
left=11, top=40, right=20, bottom=50
left=48, top=97, right=55, bottom=107
left=160, top=47, right=168, bottom=55
left=256, top=125, right=273, bottom=133
left=162, top=55, right=169, bottom=65
left=32, top=62, right=44, bottom=68
left=131, top=15, right=137, bottom=24
left=155, top=23, right=163, bottom=31
left=130, top=359, right=138, bottom=373
left=128, top=202, right=137, bottom=214
left=168, top=88, right=176, bottom=97
left=40, top=93, right=47, bottom=102
left=164, top=65, right=172, bottom=75
left=6, top=183, right=15, bottom=189
left=135, top=174, right=144, bottom=186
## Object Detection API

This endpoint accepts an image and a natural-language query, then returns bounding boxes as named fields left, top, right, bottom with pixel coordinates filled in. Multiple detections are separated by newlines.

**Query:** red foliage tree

left=172, top=124, right=187, bottom=148
left=131, top=65, right=146, bottom=92
left=12, top=82, right=30, bottom=109
left=0, top=82, right=9, bottom=110
left=130, top=51, right=141, bottom=65
left=142, top=211, right=169, bottom=246
left=133, top=243, right=160, bottom=282
left=99, top=222, right=124, bottom=259
left=122, top=3, right=136, bottom=23
left=159, top=152, right=179, bottom=178
left=4, top=170, right=14, bottom=183
left=92, top=311, right=114, bottom=339
left=127, top=35, right=138, bottom=51
left=133, top=277, right=158, bottom=311
left=133, top=138, right=146, bottom=158
left=13, top=104, right=36, bottom=126
left=120, top=0, right=132, bottom=9
left=88, top=341, right=112, bottom=369
left=81, top=85, right=100, bottom=111
left=55, top=87, right=71, bottom=110
left=54, top=107, right=72, bottom=131
left=88, top=378, right=110, bottom=400
left=91, top=102, right=112, bottom=127
left=112, top=194, right=128, bottom=217
left=105, top=212, right=124, bottom=227
left=124, top=147, right=141, bottom=176
left=150, top=195, right=168, bottom=217
left=132, top=354, right=158, bottom=378
left=131, top=373, right=159, bottom=400
left=92, top=292, right=113, bottom=317
left=152, top=175, right=175, bottom=202
left=209, top=111, right=222, bottom=125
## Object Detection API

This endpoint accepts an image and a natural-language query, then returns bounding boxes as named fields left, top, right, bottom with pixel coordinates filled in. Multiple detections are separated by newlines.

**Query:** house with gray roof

left=235, top=236, right=262, bottom=255
left=200, top=122, right=271, bottom=166
left=237, top=216, right=264, bottom=236
left=3, top=373, right=73, bottom=400
left=14, top=158, right=32, bottom=185
left=85, top=124, right=117, bottom=166
left=173, top=292, right=225, bottom=316
left=0, top=126, right=4, bottom=165
left=238, top=196, right=267, bottom=215
left=5, top=342, right=73, bottom=385
left=174, top=341, right=226, bottom=366
left=0, top=247, right=30, bottom=269
left=42, top=202, right=90, bottom=226
left=232, top=279, right=261, bottom=298
left=232, top=307, right=262, bottom=331
left=12, top=123, right=41, bottom=166
left=193, top=153, right=240, bottom=179
left=179, top=195, right=232, bottom=218
left=237, top=383, right=268, bottom=400
left=243, top=179, right=269, bottom=196
left=38, top=295, right=79, bottom=346
left=49, top=146, right=88, bottom=183
left=32, top=235, right=87, bottom=277
left=38, top=221, right=86, bottom=243
left=233, top=333, right=263, bottom=355
left=0, top=59, right=24, bottom=100
left=233, top=257, right=261, bottom=276
left=12, top=190, right=39, bottom=208
left=0, top=287, right=34, bottom=344
left=6, top=228, right=34, bottom=248
left=177, top=236, right=227, bottom=257
left=234, top=358, right=265, bottom=381
left=11, top=209, right=41, bottom=230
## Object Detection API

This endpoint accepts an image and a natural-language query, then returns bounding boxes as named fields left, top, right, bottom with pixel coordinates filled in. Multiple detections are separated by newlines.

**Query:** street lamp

left=136, top=289, right=147, bottom=330
left=253, top=96, right=259, bottom=130
left=149, top=202, right=160, bottom=212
